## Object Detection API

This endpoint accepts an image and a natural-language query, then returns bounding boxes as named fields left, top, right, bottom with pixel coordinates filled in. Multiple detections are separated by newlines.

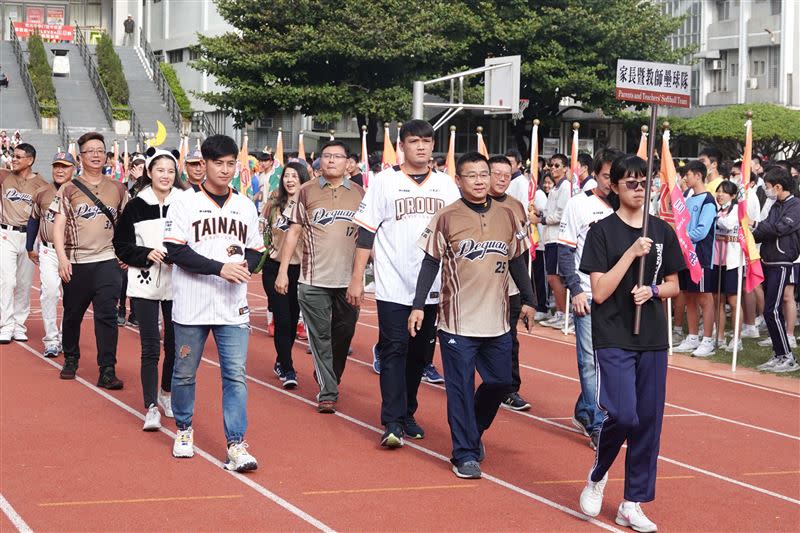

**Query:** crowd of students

left=1, top=121, right=798, bottom=533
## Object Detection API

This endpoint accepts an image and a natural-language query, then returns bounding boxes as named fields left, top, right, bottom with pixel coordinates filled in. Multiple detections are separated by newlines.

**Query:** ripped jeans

left=172, top=322, right=251, bottom=444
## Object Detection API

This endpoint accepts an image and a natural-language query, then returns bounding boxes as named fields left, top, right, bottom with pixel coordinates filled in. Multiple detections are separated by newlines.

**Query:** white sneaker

left=755, top=316, right=767, bottom=331
left=769, top=356, right=800, bottom=374
left=724, top=338, right=743, bottom=352
left=172, top=427, right=194, bottom=458
left=692, top=337, right=716, bottom=358
left=143, top=404, right=161, bottom=431
left=0, top=332, right=10, bottom=344
left=757, top=355, right=783, bottom=371
left=158, top=389, right=173, bottom=418
left=789, top=337, right=797, bottom=350
left=534, top=311, right=550, bottom=322
left=224, top=442, right=258, bottom=472
left=12, top=330, right=28, bottom=342
left=579, top=471, right=608, bottom=517
left=616, top=501, right=657, bottom=533
left=546, top=311, right=567, bottom=329
left=758, top=338, right=773, bottom=347
left=673, top=335, right=700, bottom=353
left=740, top=325, right=759, bottom=338
left=364, top=281, right=376, bottom=293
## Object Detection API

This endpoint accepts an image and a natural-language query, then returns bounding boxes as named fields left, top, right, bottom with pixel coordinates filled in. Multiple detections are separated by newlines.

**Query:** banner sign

left=13, top=22, right=74, bottom=42
left=615, top=59, right=691, bottom=108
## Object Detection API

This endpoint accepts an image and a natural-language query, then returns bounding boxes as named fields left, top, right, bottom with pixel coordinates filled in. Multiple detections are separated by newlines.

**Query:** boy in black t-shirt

left=577, top=155, right=684, bottom=533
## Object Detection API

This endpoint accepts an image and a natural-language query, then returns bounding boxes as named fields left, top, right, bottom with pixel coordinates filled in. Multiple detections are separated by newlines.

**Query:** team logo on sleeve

left=227, top=244, right=244, bottom=257
left=455, top=239, right=509, bottom=261
left=310, top=208, right=356, bottom=226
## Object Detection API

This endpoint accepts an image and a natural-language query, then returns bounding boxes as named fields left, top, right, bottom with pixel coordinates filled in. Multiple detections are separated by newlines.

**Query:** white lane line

left=544, top=414, right=705, bottom=421
left=0, top=494, right=33, bottom=533
left=10, top=342, right=335, bottom=533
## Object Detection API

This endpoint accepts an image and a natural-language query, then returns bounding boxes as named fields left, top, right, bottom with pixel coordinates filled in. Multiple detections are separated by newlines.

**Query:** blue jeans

left=574, top=307, right=603, bottom=432
left=172, top=323, right=251, bottom=444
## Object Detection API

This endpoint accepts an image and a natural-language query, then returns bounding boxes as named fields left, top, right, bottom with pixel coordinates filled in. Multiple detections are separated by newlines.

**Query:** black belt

left=0, top=223, right=26, bottom=232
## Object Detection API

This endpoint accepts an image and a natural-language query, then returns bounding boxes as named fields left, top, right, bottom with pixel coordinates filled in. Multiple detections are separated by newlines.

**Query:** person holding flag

left=540, top=153, right=571, bottom=328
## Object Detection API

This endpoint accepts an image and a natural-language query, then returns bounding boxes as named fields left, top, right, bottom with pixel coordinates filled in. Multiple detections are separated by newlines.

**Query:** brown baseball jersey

left=52, top=177, right=128, bottom=264
left=493, top=194, right=529, bottom=297
left=418, top=198, right=530, bottom=337
left=30, top=183, right=59, bottom=244
left=263, top=200, right=302, bottom=264
left=0, top=172, right=49, bottom=227
left=285, top=177, right=365, bottom=288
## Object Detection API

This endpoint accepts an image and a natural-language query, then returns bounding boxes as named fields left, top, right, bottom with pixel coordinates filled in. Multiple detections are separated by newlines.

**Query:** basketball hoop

left=512, top=99, right=529, bottom=122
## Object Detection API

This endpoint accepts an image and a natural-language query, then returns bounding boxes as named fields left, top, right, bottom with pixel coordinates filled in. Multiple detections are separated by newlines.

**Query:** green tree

left=194, top=0, right=686, bottom=151
left=96, top=33, right=129, bottom=106
left=27, top=32, right=57, bottom=116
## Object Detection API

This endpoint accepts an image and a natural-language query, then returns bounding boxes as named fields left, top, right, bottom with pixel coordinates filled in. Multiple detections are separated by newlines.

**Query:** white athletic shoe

left=0, top=332, right=11, bottom=344
left=789, top=337, right=797, bottom=350
left=158, top=389, right=173, bottom=418
left=545, top=311, right=567, bottom=329
left=758, top=337, right=773, bottom=347
left=724, top=338, right=743, bottom=352
left=579, top=470, right=608, bottom=517
left=692, top=337, right=716, bottom=358
left=534, top=311, right=550, bottom=322
left=755, top=316, right=767, bottom=331
left=12, top=330, right=28, bottom=342
left=364, top=281, right=376, bottom=293
left=673, top=335, right=700, bottom=353
left=615, top=501, right=657, bottom=533
left=224, top=442, right=258, bottom=472
left=143, top=404, right=162, bottom=431
left=769, top=356, right=800, bottom=374
left=172, top=427, right=194, bottom=458
left=757, top=355, right=783, bottom=371
left=740, top=324, right=759, bottom=338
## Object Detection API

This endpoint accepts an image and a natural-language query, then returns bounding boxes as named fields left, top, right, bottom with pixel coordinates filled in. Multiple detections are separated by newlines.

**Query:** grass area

left=676, top=325, right=799, bottom=378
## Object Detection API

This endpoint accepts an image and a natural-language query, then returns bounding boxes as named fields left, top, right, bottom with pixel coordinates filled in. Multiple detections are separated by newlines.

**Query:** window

left=731, top=63, right=738, bottom=77
left=167, top=49, right=183, bottom=64
left=768, top=47, right=779, bottom=88
left=716, top=0, right=730, bottom=21
left=711, top=51, right=728, bottom=92
left=188, top=48, right=200, bottom=61
left=771, top=0, right=782, bottom=14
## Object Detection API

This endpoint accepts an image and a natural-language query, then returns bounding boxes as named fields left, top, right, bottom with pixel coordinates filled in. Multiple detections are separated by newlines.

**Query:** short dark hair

left=504, top=149, right=523, bottom=165
left=347, top=153, right=360, bottom=164
left=76, top=131, right=105, bottom=150
left=577, top=152, right=593, bottom=171
left=610, top=155, right=647, bottom=184
left=550, top=153, right=568, bottom=167
left=488, top=155, right=512, bottom=169
left=763, top=166, right=794, bottom=192
left=698, top=146, right=723, bottom=165
left=766, top=161, right=792, bottom=174
left=718, top=160, right=733, bottom=179
left=320, top=140, right=349, bottom=157
left=592, top=148, right=624, bottom=176
left=14, top=143, right=36, bottom=163
left=456, top=151, right=489, bottom=176
left=715, top=179, right=738, bottom=198
left=433, top=155, right=446, bottom=166
left=685, top=160, right=708, bottom=181
left=201, top=134, right=238, bottom=160
left=399, top=120, right=434, bottom=142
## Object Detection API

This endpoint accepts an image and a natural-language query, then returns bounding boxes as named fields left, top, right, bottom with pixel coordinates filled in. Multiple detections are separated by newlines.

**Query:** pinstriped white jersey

left=354, top=166, right=460, bottom=306
left=164, top=187, right=265, bottom=325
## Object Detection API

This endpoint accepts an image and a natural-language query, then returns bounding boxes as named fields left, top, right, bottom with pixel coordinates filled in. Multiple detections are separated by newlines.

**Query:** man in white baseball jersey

left=163, top=135, right=265, bottom=472
left=26, top=152, right=76, bottom=357
left=0, top=143, right=49, bottom=344
left=557, top=148, right=621, bottom=449
left=347, top=119, right=460, bottom=447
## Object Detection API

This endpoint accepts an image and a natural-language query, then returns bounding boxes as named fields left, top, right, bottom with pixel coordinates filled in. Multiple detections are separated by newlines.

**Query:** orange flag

left=569, top=125, right=580, bottom=195
left=636, top=127, right=648, bottom=160
left=737, top=118, right=765, bottom=293
left=476, top=128, right=489, bottom=158
left=381, top=124, right=396, bottom=169
left=445, top=126, right=456, bottom=179
left=297, top=132, right=306, bottom=162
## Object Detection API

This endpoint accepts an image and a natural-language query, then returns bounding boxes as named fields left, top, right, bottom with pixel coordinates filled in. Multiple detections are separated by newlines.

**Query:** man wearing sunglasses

left=0, top=143, right=49, bottom=344
left=540, top=154, right=571, bottom=330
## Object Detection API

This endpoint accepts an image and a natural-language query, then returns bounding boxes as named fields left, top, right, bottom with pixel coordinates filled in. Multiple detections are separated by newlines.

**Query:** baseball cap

left=312, top=158, right=321, bottom=171
left=52, top=152, right=76, bottom=166
left=185, top=149, right=203, bottom=163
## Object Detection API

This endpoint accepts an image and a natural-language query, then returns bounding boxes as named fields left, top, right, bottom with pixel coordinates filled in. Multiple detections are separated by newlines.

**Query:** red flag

left=528, top=120, right=541, bottom=257
left=662, top=130, right=702, bottom=283
left=737, top=118, right=765, bottom=292
left=658, top=155, right=675, bottom=226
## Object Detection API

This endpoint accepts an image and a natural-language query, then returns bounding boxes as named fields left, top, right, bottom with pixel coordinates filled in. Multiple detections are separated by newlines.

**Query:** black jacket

left=753, top=194, right=800, bottom=265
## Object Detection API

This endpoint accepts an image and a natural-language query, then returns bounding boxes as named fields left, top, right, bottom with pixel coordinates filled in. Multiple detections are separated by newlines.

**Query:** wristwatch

left=650, top=284, right=660, bottom=300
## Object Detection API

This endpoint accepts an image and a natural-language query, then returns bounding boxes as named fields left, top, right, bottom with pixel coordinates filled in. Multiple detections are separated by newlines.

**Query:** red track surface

left=2, top=280, right=799, bottom=532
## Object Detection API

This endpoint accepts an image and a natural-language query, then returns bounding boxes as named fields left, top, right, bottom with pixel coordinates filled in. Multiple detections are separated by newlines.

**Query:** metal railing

left=138, top=28, right=183, bottom=133
left=9, top=20, right=42, bottom=128
left=74, top=24, right=113, bottom=128
left=56, top=100, right=69, bottom=150
left=127, top=107, right=147, bottom=149
left=192, top=111, right=216, bottom=138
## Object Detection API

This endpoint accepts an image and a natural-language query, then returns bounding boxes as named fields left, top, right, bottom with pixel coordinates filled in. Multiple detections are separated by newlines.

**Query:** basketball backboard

left=484, top=55, right=521, bottom=115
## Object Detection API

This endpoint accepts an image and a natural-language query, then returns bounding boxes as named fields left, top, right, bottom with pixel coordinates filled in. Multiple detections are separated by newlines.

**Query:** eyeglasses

left=550, top=164, right=563, bottom=169
left=80, top=149, right=106, bottom=156
left=460, top=172, right=491, bottom=180
left=622, top=179, right=647, bottom=191
left=321, top=153, right=347, bottom=161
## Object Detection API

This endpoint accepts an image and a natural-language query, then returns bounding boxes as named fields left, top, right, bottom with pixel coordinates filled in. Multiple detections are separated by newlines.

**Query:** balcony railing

left=139, top=28, right=183, bottom=133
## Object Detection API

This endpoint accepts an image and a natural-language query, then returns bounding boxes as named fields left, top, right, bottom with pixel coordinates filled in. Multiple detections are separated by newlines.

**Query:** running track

left=1, top=280, right=798, bottom=532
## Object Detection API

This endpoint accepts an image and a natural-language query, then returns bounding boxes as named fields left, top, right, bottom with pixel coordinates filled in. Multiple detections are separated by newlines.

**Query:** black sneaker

left=403, top=416, right=425, bottom=439
left=380, top=423, right=404, bottom=448
left=116, top=315, right=126, bottom=327
left=97, top=367, right=124, bottom=390
left=60, top=357, right=78, bottom=380
left=502, top=392, right=531, bottom=411
left=452, top=460, right=482, bottom=479
left=273, top=362, right=285, bottom=381
left=282, top=370, right=298, bottom=389
left=127, top=314, right=138, bottom=327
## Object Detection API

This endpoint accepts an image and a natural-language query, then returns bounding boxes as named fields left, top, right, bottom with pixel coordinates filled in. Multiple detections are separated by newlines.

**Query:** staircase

left=44, top=43, right=111, bottom=131
left=115, top=45, right=182, bottom=148
left=0, top=39, right=38, bottom=130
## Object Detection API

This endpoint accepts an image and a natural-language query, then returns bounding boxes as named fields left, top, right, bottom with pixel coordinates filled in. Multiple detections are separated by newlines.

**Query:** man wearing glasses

left=0, top=143, right=49, bottom=344
left=52, top=132, right=128, bottom=388
left=540, top=154, right=571, bottom=329
left=275, top=140, right=365, bottom=414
